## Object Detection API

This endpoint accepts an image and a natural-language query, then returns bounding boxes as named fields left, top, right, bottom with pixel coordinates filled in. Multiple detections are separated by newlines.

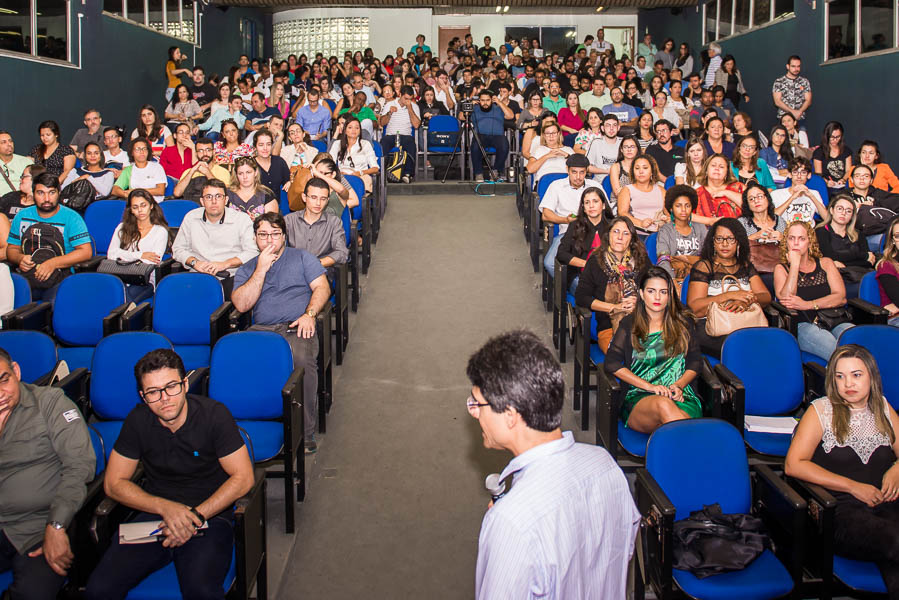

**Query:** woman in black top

left=786, top=345, right=899, bottom=595
left=815, top=195, right=875, bottom=298
left=575, top=217, right=649, bottom=353
left=775, top=220, right=852, bottom=362
left=813, top=121, right=853, bottom=197
left=557, top=187, right=609, bottom=294
left=687, top=217, right=772, bottom=358
left=417, top=86, right=448, bottom=126
left=253, top=130, right=291, bottom=196
left=30, top=120, right=75, bottom=184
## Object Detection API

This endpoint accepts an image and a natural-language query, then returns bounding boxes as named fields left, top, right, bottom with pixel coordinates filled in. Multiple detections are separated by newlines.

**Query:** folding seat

left=635, top=419, right=803, bottom=600
left=838, top=324, right=899, bottom=408
left=0, top=330, right=58, bottom=383
left=159, top=199, right=199, bottom=228
left=530, top=172, right=568, bottom=274
left=421, top=115, right=462, bottom=180
left=84, top=200, right=126, bottom=257
left=344, top=174, right=372, bottom=274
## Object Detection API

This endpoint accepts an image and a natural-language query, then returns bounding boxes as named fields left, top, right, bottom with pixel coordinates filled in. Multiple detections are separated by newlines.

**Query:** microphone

left=485, top=473, right=507, bottom=503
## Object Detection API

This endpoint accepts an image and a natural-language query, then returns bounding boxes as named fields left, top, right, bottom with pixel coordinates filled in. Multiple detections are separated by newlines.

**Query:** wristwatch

left=306, top=309, right=317, bottom=319
left=187, top=258, right=197, bottom=268
left=48, top=521, right=65, bottom=530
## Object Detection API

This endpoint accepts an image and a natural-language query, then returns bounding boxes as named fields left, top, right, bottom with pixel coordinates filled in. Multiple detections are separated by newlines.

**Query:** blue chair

left=715, top=328, right=807, bottom=458
left=645, top=232, right=658, bottom=264
left=664, top=174, right=676, bottom=189
left=311, top=139, right=328, bottom=153
left=88, top=332, right=172, bottom=457
left=530, top=172, right=568, bottom=273
left=552, top=259, right=577, bottom=363
left=838, top=324, right=899, bottom=409
left=0, top=330, right=58, bottom=383
left=164, top=176, right=177, bottom=198
left=673, top=138, right=687, bottom=148
left=341, top=205, right=360, bottom=314
left=635, top=419, right=801, bottom=600
left=0, top=570, right=9, bottom=596
left=279, top=189, right=290, bottom=215
left=848, top=270, right=891, bottom=324
left=160, top=199, right=199, bottom=228
left=11, top=272, right=30, bottom=310
left=84, top=200, right=127, bottom=256
left=572, top=308, right=605, bottom=431
left=345, top=174, right=372, bottom=274
left=207, top=331, right=305, bottom=533
left=422, top=115, right=461, bottom=180
left=600, top=175, right=613, bottom=206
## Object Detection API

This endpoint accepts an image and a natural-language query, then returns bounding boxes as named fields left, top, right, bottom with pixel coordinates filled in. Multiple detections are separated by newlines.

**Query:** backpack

left=21, top=221, right=67, bottom=289
left=385, top=148, right=409, bottom=183
left=856, top=205, right=897, bottom=236
left=181, top=176, right=209, bottom=204
left=59, top=178, right=96, bottom=213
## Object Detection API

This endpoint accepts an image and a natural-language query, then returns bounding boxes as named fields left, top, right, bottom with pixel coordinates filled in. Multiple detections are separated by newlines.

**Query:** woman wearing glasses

left=687, top=217, right=771, bottom=358
left=227, top=157, right=278, bottom=220
left=815, top=195, right=876, bottom=299
left=526, top=122, right=573, bottom=186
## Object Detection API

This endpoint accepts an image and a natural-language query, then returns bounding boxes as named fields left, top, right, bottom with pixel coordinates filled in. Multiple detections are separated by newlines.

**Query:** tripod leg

left=440, top=122, right=466, bottom=184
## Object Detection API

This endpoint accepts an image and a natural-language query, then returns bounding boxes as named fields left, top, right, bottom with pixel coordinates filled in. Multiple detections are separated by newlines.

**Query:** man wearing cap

left=467, top=89, right=514, bottom=183
left=538, top=154, right=605, bottom=276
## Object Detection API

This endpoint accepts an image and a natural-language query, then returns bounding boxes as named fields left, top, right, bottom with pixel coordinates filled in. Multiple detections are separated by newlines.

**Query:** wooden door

left=438, top=26, right=470, bottom=60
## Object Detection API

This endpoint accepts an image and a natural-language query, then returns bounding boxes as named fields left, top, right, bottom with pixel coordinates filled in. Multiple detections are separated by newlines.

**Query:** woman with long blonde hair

left=226, top=156, right=278, bottom=219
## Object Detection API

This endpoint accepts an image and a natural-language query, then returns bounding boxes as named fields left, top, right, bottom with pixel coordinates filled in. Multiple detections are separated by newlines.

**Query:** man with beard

left=467, top=90, right=514, bottom=182
left=172, top=138, right=231, bottom=202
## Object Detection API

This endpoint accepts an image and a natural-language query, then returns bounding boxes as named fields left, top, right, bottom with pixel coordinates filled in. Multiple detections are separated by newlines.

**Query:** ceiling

left=213, top=0, right=696, bottom=10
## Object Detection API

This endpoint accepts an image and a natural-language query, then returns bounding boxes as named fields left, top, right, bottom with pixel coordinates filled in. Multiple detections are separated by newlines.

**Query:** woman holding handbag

left=774, top=220, right=853, bottom=361
left=106, top=189, right=171, bottom=302
left=656, top=185, right=707, bottom=290
left=605, top=266, right=704, bottom=433
left=687, top=218, right=771, bottom=358
left=738, top=182, right=786, bottom=294
left=575, top=217, right=649, bottom=353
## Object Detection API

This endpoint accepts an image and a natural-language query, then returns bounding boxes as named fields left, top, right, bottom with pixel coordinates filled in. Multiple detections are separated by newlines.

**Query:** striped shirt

left=476, top=431, right=639, bottom=600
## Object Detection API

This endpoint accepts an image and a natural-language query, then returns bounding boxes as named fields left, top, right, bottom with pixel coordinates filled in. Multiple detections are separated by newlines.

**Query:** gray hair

left=709, top=43, right=722, bottom=56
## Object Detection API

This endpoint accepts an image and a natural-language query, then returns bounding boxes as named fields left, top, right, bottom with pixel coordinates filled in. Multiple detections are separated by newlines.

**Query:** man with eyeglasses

left=171, top=138, right=231, bottom=202
left=0, top=347, right=94, bottom=600
left=0, top=131, right=33, bottom=196
left=466, top=330, right=638, bottom=600
left=232, top=212, right=331, bottom=454
left=771, top=157, right=827, bottom=223
left=172, top=179, right=257, bottom=298
left=85, top=348, right=254, bottom=599
left=284, top=178, right=348, bottom=268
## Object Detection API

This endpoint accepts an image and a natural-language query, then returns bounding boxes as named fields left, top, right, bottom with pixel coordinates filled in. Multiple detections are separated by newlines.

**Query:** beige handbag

left=705, top=275, right=768, bottom=337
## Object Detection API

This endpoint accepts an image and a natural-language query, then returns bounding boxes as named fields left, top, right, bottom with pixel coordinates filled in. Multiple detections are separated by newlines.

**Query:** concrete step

left=386, top=181, right=518, bottom=196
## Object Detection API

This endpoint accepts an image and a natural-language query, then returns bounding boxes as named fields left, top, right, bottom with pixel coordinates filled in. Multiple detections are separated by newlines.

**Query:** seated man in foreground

left=232, top=212, right=331, bottom=454
left=85, top=349, right=254, bottom=600
left=0, top=348, right=95, bottom=600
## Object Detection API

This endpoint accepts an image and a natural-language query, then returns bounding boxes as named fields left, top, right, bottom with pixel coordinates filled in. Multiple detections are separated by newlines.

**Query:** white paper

left=119, top=520, right=208, bottom=544
left=744, top=415, right=799, bottom=435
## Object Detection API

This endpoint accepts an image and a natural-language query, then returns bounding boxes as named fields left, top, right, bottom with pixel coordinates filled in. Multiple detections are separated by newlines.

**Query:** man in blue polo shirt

left=6, top=172, right=92, bottom=302
left=232, top=212, right=330, bottom=453
left=468, top=89, right=514, bottom=182
left=244, top=93, right=281, bottom=135
left=293, top=86, right=332, bottom=142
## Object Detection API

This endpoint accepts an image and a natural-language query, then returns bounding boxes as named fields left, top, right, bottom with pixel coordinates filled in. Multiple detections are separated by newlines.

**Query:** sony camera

left=459, top=99, right=476, bottom=113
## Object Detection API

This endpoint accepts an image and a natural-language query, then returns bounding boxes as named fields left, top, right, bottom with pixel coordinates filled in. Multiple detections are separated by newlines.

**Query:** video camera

left=459, top=98, right=476, bottom=113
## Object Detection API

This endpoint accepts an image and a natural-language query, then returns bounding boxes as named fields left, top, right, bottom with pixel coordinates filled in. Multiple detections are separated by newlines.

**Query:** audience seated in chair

left=197, top=95, right=247, bottom=136
left=285, top=178, right=349, bottom=269
left=876, top=217, right=899, bottom=326
left=556, top=187, right=609, bottom=295
left=771, top=157, right=827, bottom=224
left=0, top=131, right=35, bottom=198
left=0, top=346, right=94, bottom=600
left=816, top=195, right=876, bottom=298
left=852, top=140, right=899, bottom=194
left=379, top=85, right=420, bottom=184
left=131, top=104, right=173, bottom=158
left=616, top=155, right=667, bottom=237
left=292, top=86, right=332, bottom=143
left=231, top=212, right=331, bottom=453
left=158, top=123, right=195, bottom=180
left=585, top=114, right=622, bottom=185
left=60, top=142, right=115, bottom=200
left=604, top=266, right=703, bottom=433
left=785, top=345, right=899, bottom=595
left=575, top=217, right=649, bottom=352
left=465, top=89, right=513, bottom=183
left=227, top=157, right=279, bottom=220
left=254, top=129, right=290, bottom=197
left=67, top=109, right=104, bottom=160
left=101, top=127, right=129, bottom=175
left=526, top=122, right=574, bottom=186
left=84, top=348, right=254, bottom=600
left=111, top=138, right=167, bottom=203
left=738, top=181, right=786, bottom=292
left=695, top=153, right=744, bottom=225
left=107, top=189, right=171, bottom=302
left=213, top=119, right=254, bottom=168
left=329, top=117, right=380, bottom=194
left=656, top=184, right=707, bottom=287
left=172, top=137, right=232, bottom=202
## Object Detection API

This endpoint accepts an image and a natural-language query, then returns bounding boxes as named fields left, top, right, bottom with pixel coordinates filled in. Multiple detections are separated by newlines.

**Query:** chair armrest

left=154, top=258, right=175, bottom=285
left=334, top=262, right=348, bottom=311
left=596, top=366, right=622, bottom=454
left=573, top=306, right=592, bottom=365
left=803, top=361, right=827, bottom=402
left=635, top=468, right=676, bottom=600
left=53, top=367, right=90, bottom=417
left=102, top=303, right=130, bottom=337
left=713, top=362, right=746, bottom=434
left=848, top=297, right=889, bottom=325
left=233, top=468, right=267, bottom=600
left=120, top=302, right=152, bottom=332
left=282, top=366, right=305, bottom=459
left=73, top=256, right=103, bottom=273
left=554, top=260, right=568, bottom=314
left=767, top=300, right=798, bottom=335
left=209, top=301, right=234, bottom=345
left=186, top=367, right=209, bottom=395
left=90, top=465, right=144, bottom=549
left=2, top=301, right=51, bottom=332
left=697, top=357, right=723, bottom=417
left=786, top=476, right=836, bottom=583
left=231, top=308, right=252, bottom=332
left=753, top=464, right=807, bottom=585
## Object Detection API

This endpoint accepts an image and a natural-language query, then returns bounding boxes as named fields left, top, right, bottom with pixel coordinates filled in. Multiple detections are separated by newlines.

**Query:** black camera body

left=459, top=99, right=476, bottom=113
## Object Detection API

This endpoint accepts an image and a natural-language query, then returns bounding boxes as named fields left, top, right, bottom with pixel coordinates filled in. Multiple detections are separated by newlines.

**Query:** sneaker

left=401, top=175, right=411, bottom=184
left=304, top=439, right=318, bottom=455
left=474, top=174, right=484, bottom=182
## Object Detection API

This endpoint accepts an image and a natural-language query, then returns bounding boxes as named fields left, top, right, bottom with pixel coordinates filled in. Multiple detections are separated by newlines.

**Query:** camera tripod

left=441, top=109, right=500, bottom=184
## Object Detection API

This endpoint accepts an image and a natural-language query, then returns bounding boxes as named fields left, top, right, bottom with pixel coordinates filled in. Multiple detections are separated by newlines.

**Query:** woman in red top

left=158, top=123, right=194, bottom=180
left=558, top=91, right=586, bottom=148
left=695, top=153, right=744, bottom=225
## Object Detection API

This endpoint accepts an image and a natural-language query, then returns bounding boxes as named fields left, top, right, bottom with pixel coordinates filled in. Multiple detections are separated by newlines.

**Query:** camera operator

left=463, top=89, right=513, bottom=182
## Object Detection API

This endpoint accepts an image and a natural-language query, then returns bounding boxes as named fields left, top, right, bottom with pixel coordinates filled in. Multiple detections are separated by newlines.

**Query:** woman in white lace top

left=785, top=344, right=899, bottom=594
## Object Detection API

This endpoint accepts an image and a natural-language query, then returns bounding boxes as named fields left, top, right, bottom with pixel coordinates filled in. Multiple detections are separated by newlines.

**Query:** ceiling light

left=596, top=6, right=604, bottom=11
left=495, top=5, right=501, bottom=11
left=0, top=8, right=18, bottom=14
left=503, top=5, right=510, bottom=11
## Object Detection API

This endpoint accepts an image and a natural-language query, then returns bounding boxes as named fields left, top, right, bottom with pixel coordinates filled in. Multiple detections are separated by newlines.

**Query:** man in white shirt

left=379, top=85, right=421, bottom=183
left=172, top=179, right=258, bottom=297
left=591, top=28, right=614, bottom=55
left=539, top=154, right=603, bottom=274
left=704, top=43, right=723, bottom=89
left=586, top=114, right=623, bottom=185
left=0, top=131, right=33, bottom=195
left=433, top=70, right=456, bottom=112
left=467, top=330, right=639, bottom=600
left=771, top=158, right=827, bottom=223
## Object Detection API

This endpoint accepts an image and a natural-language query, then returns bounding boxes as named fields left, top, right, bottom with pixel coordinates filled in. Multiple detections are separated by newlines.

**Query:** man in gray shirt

left=232, top=212, right=330, bottom=453
left=68, top=109, right=105, bottom=159
left=285, top=178, right=349, bottom=267
left=0, top=347, right=95, bottom=598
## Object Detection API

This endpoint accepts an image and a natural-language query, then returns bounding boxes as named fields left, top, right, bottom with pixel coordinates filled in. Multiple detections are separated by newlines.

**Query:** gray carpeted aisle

left=277, top=190, right=587, bottom=598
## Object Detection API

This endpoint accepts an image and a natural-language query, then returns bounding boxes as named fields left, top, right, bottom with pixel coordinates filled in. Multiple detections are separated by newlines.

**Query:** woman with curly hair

left=775, top=219, right=853, bottom=361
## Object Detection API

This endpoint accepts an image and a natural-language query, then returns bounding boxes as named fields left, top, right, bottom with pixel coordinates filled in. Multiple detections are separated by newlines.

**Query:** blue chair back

left=160, top=200, right=199, bottom=228
left=881, top=233, right=888, bottom=253
left=664, top=175, right=676, bottom=190
left=646, top=419, right=751, bottom=520
left=11, top=273, right=30, bottom=309
left=90, top=332, right=172, bottom=420
left=84, top=200, right=126, bottom=255
left=722, top=328, right=804, bottom=415
left=0, top=330, right=57, bottom=383
left=644, top=232, right=658, bottom=263
left=601, top=176, right=613, bottom=203
left=279, top=189, right=290, bottom=215
left=153, top=273, right=224, bottom=345
left=88, top=426, right=106, bottom=476
left=311, top=140, right=328, bottom=153
left=345, top=175, right=367, bottom=221
left=536, top=173, right=567, bottom=202
left=340, top=206, right=352, bottom=247
left=428, top=115, right=460, bottom=133
left=324, top=99, right=336, bottom=112
left=674, top=138, right=687, bottom=148
left=838, top=325, right=899, bottom=409
left=680, top=272, right=691, bottom=305
left=209, top=332, right=293, bottom=420
left=858, top=271, right=880, bottom=305
left=372, top=142, right=383, bottom=160
left=53, top=274, right=126, bottom=346
left=165, top=177, right=178, bottom=198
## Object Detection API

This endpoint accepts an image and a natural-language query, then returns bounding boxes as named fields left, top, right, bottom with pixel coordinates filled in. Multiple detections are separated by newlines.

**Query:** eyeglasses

left=746, top=194, right=767, bottom=202
left=832, top=206, right=854, bottom=214
left=202, top=193, right=226, bottom=201
left=791, top=169, right=809, bottom=175
left=142, top=380, right=185, bottom=403
left=741, top=145, right=758, bottom=151
left=714, top=236, right=737, bottom=244
left=256, top=231, right=284, bottom=240
left=466, top=394, right=491, bottom=414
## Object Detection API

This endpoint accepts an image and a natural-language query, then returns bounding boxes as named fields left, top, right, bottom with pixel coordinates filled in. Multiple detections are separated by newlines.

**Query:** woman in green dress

left=604, top=266, right=704, bottom=433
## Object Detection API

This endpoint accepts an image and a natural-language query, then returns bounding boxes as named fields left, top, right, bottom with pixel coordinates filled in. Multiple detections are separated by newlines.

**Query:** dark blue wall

left=638, top=0, right=899, bottom=163
left=0, top=1, right=268, bottom=150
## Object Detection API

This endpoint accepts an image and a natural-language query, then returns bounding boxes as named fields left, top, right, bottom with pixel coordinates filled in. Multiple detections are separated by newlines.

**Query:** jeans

left=84, top=512, right=234, bottom=600
left=543, top=234, right=562, bottom=278
left=30, top=280, right=63, bottom=305
left=125, top=284, right=153, bottom=304
left=889, top=314, right=899, bottom=327
left=797, top=321, right=854, bottom=361
left=868, top=233, right=884, bottom=253
left=249, top=322, right=319, bottom=439
left=381, top=134, right=416, bottom=178
left=833, top=497, right=899, bottom=596
left=471, top=133, right=509, bottom=177
left=0, top=530, right=66, bottom=600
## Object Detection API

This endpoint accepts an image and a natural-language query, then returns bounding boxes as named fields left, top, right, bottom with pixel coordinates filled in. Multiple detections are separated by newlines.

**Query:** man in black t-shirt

left=645, top=120, right=684, bottom=178
left=189, top=66, right=218, bottom=114
left=84, top=349, right=254, bottom=600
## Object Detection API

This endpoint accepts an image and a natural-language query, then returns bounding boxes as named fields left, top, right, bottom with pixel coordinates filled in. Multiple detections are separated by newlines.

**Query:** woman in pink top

left=558, top=91, right=586, bottom=148
left=876, top=217, right=899, bottom=326
left=265, top=83, right=291, bottom=119
left=617, top=155, right=667, bottom=236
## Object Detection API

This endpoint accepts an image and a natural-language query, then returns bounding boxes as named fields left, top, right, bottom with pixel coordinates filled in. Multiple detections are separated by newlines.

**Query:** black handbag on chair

left=97, top=258, right=155, bottom=286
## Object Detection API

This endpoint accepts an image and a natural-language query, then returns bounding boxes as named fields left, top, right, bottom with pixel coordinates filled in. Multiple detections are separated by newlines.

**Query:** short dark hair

left=195, top=137, right=214, bottom=148
left=192, top=65, right=205, bottom=73
left=134, top=349, right=186, bottom=390
left=304, top=177, right=330, bottom=195
left=313, top=156, right=337, bottom=174
left=203, top=178, right=227, bottom=194
left=33, top=171, right=60, bottom=192
left=253, top=211, right=286, bottom=234
left=787, top=55, right=801, bottom=63
left=466, top=330, right=564, bottom=432
left=654, top=119, right=675, bottom=132
left=788, top=156, right=813, bottom=173
left=665, top=184, right=699, bottom=212
left=400, top=85, right=415, bottom=97
left=102, top=126, right=121, bottom=137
